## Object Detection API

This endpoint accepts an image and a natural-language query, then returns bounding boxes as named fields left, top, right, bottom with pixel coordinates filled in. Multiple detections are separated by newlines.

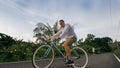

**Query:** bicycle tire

left=32, top=45, right=54, bottom=68
left=71, top=47, right=88, bottom=68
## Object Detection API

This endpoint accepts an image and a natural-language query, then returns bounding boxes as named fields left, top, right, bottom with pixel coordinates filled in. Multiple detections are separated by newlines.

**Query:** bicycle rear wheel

left=71, top=47, right=88, bottom=68
left=32, top=45, right=54, bottom=68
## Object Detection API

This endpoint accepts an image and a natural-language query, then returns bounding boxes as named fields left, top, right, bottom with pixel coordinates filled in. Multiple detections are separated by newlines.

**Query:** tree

left=77, top=38, right=83, bottom=46
left=33, top=21, right=59, bottom=44
left=83, top=34, right=113, bottom=53
left=91, top=37, right=113, bottom=52
left=52, top=21, right=59, bottom=34
left=84, top=34, right=95, bottom=45
left=0, top=33, right=15, bottom=50
left=100, top=37, right=113, bottom=52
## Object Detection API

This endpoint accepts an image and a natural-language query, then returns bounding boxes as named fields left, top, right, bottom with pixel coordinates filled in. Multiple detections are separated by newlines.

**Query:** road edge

left=0, top=60, right=32, bottom=64
left=113, top=54, right=120, bottom=63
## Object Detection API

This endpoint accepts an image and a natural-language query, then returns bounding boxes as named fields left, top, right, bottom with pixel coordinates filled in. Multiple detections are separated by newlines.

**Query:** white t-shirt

left=54, top=23, right=77, bottom=39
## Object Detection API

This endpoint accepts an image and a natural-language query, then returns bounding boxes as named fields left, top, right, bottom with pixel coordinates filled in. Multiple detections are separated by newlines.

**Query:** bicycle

left=32, top=38, right=88, bottom=68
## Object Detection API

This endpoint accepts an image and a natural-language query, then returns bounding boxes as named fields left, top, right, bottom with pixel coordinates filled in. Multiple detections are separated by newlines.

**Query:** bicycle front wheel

left=32, top=45, right=54, bottom=68
left=71, top=47, right=88, bottom=68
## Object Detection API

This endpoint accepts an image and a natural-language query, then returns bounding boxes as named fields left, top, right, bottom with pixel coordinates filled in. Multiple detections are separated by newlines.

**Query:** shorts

left=65, top=37, right=77, bottom=45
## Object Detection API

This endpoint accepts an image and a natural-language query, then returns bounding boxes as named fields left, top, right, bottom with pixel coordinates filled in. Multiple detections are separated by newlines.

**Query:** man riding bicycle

left=51, top=19, right=77, bottom=65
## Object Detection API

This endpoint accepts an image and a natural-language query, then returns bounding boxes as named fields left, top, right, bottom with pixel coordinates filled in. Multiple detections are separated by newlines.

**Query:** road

left=0, top=53, right=120, bottom=68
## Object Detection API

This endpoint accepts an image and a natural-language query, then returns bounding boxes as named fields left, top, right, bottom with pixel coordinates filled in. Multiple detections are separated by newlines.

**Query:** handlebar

left=48, top=36, right=60, bottom=41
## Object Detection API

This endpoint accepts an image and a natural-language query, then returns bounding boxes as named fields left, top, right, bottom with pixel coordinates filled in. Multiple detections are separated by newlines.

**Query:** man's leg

left=64, top=38, right=77, bottom=65
left=64, top=38, right=76, bottom=60
left=64, top=42, right=72, bottom=60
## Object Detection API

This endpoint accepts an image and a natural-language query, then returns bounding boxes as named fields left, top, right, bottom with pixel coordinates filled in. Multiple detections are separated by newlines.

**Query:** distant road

left=0, top=53, right=120, bottom=68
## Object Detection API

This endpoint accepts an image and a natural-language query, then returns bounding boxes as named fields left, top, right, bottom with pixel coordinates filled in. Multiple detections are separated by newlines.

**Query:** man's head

left=59, top=20, right=65, bottom=28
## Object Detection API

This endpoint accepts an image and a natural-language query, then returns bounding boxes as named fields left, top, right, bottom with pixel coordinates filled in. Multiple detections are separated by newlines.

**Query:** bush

left=0, top=42, right=36, bottom=62
left=95, top=48, right=101, bottom=54
left=80, top=45, right=93, bottom=54
left=113, top=46, right=120, bottom=58
left=78, top=44, right=102, bottom=54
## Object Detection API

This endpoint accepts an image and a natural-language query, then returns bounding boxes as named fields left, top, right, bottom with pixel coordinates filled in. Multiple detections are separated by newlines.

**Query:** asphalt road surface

left=0, top=53, right=120, bottom=68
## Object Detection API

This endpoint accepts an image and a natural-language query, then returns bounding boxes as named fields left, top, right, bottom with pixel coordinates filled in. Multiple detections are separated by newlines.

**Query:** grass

left=113, top=46, right=120, bottom=58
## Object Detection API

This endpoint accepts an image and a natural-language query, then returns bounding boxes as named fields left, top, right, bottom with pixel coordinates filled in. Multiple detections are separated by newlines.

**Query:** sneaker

left=65, top=60, right=74, bottom=65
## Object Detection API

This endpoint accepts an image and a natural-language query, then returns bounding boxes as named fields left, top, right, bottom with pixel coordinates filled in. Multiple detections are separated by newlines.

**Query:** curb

left=113, top=54, right=120, bottom=63
left=0, top=60, right=32, bottom=64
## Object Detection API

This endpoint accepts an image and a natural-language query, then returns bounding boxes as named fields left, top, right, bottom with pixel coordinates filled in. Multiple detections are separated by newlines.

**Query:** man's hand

left=55, top=37, right=60, bottom=40
left=48, top=37, right=51, bottom=41
left=48, top=36, right=60, bottom=41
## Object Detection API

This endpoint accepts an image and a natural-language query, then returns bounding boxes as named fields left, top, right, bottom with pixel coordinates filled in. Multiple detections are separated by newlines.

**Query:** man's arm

left=54, top=28, right=62, bottom=37
left=59, top=24, right=70, bottom=38
left=49, top=29, right=62, bottom=40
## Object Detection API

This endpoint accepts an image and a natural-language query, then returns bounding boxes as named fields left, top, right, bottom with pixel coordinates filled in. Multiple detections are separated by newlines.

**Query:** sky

left=0, top=0, right=120, bottom=42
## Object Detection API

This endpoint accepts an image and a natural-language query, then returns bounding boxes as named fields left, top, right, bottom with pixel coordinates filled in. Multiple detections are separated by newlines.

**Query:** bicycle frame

left=44, top=41, right=65, bottom=58
left=44, top=41, right=80, bottom=59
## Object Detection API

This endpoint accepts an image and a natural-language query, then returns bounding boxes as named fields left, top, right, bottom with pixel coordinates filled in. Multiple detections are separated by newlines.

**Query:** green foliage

left=0, top=31, right=117, bottom=62
left=54, top=45, right=65, bottom=57
left=112, top=41, right=120, bottom=58
left=77, top=34, right=113, bottom=54
left=84, top=34, right=95, bottom=45
left=80, top=45, right=93, bottom=53
left=33, top=22, right=59, bottom=45
left=0, top=33, right=15, bottom=50
left=0, top=42, right=37, bottom=62
left=0, top=33, right=37, bottom=62
left=113, top=46, right=120, bottom=58
left=0, top=22, right=61, bottom=62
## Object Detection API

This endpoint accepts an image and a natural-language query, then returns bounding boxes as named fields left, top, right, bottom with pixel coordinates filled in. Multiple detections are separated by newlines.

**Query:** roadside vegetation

left=112, top=41, right=120, bottom=58
left=0, top=22, right=119, bottom=62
